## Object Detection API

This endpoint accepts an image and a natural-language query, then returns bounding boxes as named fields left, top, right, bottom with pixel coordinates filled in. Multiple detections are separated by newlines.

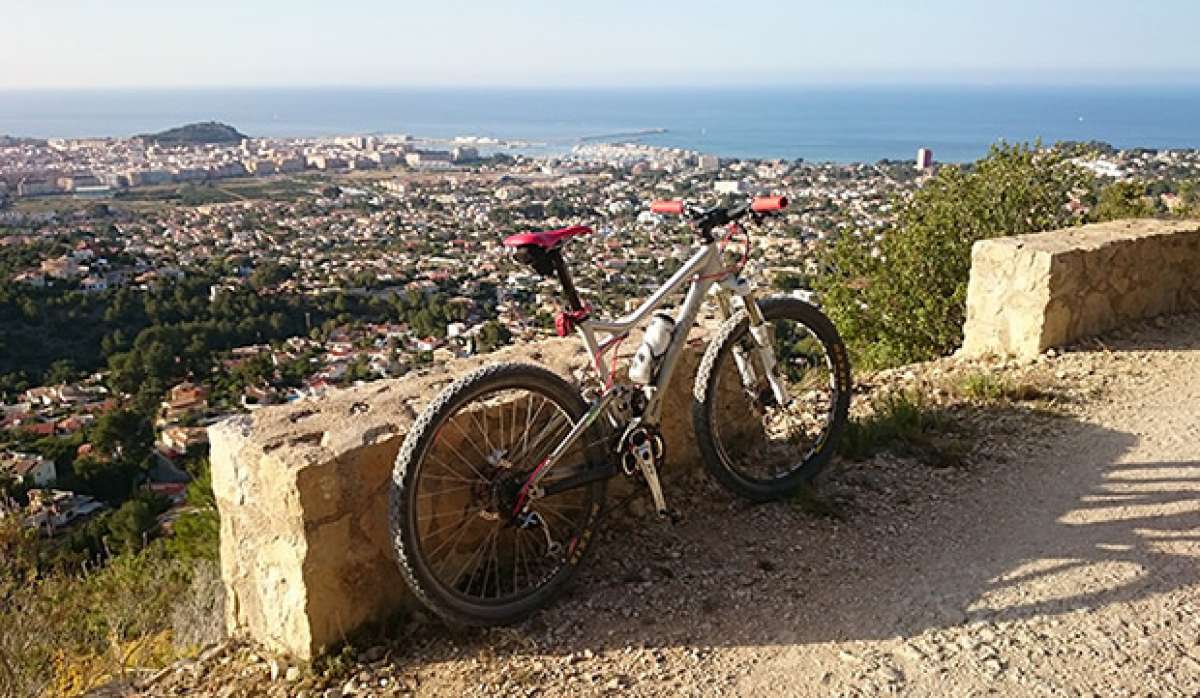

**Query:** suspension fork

left=715, top=281, right=789, bottom=406
left=744, top=291, right=791, bottom=406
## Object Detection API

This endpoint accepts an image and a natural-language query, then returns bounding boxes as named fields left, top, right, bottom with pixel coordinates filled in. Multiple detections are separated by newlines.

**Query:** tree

left=817, top=142, right=1092, bottom=368
left=249, top=261, right=292, bottom=290
left=46, top=359, right=78, bottom=385
left=476, top=320, right=513, bottom=353
left=92, top=407, right=153, bottom=466
left=71, top=456, right=139, bottom=503
left=106, top=492, right=169, bottom=554
left=1091, top=180, right=1155, bottom=222
left=168, top=461, right=219, bottom=561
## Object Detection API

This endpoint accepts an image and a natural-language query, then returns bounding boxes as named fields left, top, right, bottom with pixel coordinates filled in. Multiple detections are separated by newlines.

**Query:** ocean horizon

left=2, top=85, right=1199, bottom=163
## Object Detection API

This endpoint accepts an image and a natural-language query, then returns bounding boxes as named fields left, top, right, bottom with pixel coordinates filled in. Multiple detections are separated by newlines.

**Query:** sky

left=3, top=0, right=1199, bottom=89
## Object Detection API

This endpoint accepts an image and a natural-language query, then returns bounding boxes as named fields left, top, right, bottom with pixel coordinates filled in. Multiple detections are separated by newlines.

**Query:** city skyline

left=4, top=0, right=1200, bottom=89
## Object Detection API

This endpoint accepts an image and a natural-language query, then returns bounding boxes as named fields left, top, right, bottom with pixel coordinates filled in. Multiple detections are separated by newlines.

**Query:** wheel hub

left=473, top=467, right=528, bottom=522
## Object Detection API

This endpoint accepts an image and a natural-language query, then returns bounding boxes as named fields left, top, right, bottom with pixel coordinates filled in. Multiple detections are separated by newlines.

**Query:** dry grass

left=950, top=371, right=1053, bottom=403
left=0, top=506, right=225, bottom=698
left=838, top=389, right=976, bottom=468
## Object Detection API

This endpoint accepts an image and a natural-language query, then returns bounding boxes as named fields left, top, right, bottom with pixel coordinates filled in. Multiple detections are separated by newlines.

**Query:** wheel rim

left=411, top=384, right=599, bottom=606
left=709, top=316, right=841, bottom=485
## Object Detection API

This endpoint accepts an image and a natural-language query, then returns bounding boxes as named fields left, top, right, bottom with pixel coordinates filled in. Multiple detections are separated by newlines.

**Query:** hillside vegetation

left=137, top=122, right=247, bottom=146
left=816, top=142, right=1194, bottom=369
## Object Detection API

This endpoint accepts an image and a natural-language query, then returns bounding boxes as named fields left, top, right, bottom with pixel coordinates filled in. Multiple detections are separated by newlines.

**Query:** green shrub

left=1091, top=179, right=1156, bottom=221
left=167, top=462, right=220, bottom=562
left=817, top=142, right=1092, bottom=368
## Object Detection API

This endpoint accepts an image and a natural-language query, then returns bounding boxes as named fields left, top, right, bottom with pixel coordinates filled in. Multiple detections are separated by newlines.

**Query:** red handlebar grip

left=651, top=200, right=685, bottom=215
left=751, top=196, right=788, bottom=213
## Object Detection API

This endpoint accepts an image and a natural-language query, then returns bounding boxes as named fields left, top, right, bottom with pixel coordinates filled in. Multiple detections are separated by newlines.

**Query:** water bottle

left=628, top=312, right=675, bottom=384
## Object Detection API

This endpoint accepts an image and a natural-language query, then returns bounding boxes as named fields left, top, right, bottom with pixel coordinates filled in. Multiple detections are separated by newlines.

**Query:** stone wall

left=209, top=332, right=719, bottom=660
left=961, top=219, right=1200, bottom=359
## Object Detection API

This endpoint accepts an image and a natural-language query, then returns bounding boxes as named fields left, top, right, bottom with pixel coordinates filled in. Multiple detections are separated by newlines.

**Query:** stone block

left=961, top=219, right=1200, bottom=358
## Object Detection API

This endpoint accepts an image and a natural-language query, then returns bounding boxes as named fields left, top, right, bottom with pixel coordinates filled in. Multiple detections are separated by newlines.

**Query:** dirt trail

left=733, top=319, right=1200, bottom=696
left=145, top=315, right=1200, bottom=697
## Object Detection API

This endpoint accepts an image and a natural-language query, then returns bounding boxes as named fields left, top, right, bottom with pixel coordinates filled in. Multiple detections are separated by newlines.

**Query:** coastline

left=2, top=85, right=1200, bottom=162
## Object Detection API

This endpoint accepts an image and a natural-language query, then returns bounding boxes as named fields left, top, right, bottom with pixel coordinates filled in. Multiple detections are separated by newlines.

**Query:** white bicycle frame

left=520, top=233, right=786, bottom=514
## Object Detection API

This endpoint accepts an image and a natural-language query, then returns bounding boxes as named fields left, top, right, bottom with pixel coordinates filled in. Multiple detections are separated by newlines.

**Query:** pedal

left=658, top=508, right=683, bottom=524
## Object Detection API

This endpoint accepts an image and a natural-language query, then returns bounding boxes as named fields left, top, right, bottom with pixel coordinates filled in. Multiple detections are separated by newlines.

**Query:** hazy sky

left=4, top=0, right=1198, bottom=89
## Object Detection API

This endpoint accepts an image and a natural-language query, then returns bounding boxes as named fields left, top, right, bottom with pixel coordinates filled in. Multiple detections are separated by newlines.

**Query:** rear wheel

left=390, top=363, right=608, bottom=626
left=693, top=297, right=851, bottom=501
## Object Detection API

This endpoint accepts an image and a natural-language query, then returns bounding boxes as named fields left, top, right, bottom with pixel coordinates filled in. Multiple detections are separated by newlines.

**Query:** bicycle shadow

left=361, top=315, right=1200, bottom=688
left=373, top=404, right=1197, bottom=665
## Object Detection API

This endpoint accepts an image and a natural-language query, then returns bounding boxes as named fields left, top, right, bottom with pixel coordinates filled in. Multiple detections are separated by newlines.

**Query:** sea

left=1, top=86, right=1198, bottom=163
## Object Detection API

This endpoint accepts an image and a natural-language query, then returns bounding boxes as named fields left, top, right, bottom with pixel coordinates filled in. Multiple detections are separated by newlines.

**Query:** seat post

left=549, top=250, right=584, bottom=311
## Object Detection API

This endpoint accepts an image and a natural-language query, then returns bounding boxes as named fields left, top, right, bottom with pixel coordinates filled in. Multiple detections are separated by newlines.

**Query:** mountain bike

left=390, top=196, right=852, bottom=626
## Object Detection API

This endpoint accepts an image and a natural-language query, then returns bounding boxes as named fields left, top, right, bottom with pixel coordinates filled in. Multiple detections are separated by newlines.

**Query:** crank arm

left=639, top=457, right=669, bottom=517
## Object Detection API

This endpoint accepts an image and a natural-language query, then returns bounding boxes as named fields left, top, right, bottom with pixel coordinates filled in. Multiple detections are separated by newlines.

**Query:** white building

left=714, top=180, right=748, bottom=195
left=451, top=146, right=479, bottom=163
left=916, top=148, right=934, bottom=170
left=698, top=154, right=720, bottom=172
left=406, top=151, right=453, bottom=170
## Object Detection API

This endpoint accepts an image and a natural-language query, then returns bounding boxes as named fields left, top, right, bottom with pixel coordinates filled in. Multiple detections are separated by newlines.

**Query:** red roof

left=21, top=422, right=55, bottom=436
left=148, top=482, right=187, bottom=496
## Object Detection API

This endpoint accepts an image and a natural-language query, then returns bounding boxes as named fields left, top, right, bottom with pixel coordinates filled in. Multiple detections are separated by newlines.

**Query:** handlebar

left=650, top=200, right=686, bottom=215
left=750, top=195, right=788, bottom=213
left=649, top=195, right=788, bottom=239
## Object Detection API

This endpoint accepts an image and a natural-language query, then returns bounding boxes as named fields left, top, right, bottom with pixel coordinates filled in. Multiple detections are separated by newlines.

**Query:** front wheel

left=693, top=296, right=852, bottom=501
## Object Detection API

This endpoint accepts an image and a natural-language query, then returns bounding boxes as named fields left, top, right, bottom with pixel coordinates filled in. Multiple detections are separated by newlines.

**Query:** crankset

left=618, top=422, right=673, bottom=519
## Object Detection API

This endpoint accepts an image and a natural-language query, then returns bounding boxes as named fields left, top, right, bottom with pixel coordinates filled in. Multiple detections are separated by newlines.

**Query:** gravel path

left=145, top=315, right=1200, bottom=698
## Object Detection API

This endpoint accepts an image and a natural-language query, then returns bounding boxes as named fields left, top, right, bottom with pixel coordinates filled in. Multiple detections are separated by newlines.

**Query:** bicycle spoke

left=444, top=414, right=491, bottom=465
left=405, top=371, right=603, bottom=612
left=432, top=433, right=490, bottom=483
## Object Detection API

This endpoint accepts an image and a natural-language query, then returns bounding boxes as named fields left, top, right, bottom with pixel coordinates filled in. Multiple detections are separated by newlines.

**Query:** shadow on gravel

left=336, top=317, right=1200, bottom=681
left=350, top=397, right=1200, bottom=678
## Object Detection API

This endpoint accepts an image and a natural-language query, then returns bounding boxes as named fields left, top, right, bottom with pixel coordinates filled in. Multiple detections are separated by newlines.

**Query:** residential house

left=0, top=452, right=57, bottom=486
left=24, top=489, right=106, bottom=535
left=160, top=426, right=209, bottom=455
left=160, top=382, right=209, bottom=423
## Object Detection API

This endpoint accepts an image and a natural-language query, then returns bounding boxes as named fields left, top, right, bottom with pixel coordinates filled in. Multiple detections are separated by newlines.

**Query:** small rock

left=286, top=666, right=302, bottom=682
left=364, top=645, right=387, bottom=663
left=198, top=644, right=226, bottom=664
left=897, top=644, right=925, bottom=662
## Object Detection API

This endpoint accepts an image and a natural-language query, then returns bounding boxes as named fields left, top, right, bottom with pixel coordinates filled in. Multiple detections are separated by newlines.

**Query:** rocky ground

left=137, top=314, right=1200, bottom=697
